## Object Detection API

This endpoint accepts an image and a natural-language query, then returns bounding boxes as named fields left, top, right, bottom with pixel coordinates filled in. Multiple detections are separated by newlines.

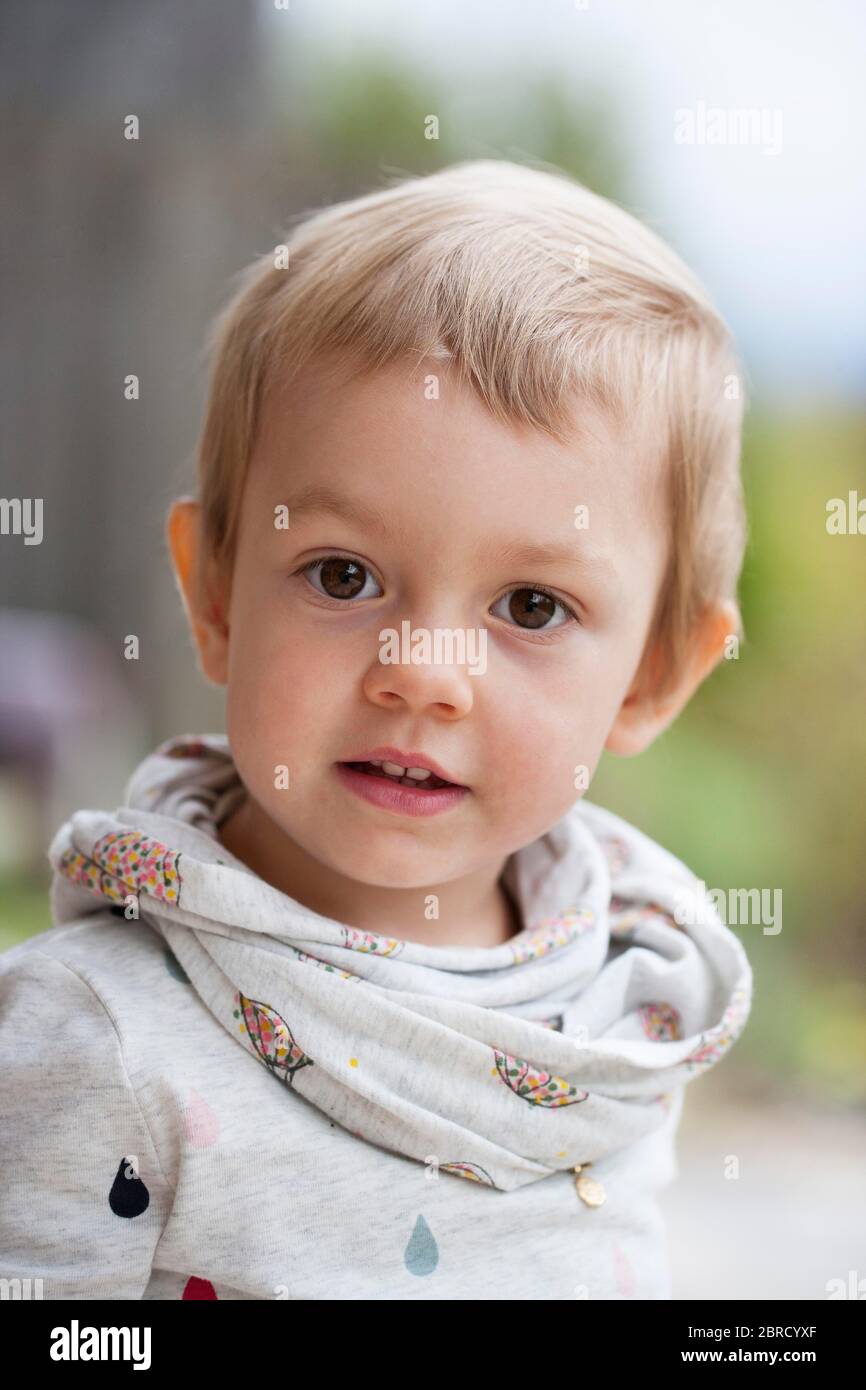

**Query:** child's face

left=194, top=353, right=673, bottom=890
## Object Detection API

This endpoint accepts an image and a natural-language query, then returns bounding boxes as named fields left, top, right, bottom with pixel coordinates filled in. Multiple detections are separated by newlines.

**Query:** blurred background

left=1, top=0, right=864, bottom=1299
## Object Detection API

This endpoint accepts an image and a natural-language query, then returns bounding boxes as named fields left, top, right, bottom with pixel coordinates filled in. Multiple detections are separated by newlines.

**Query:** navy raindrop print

left=108, top=1156, right=150, bottom=1217
left=164, top=946, right=191, bottom=984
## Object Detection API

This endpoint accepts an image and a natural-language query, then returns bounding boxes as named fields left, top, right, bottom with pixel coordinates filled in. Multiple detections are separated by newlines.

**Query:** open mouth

left=340, top=760, right=458, bottom=791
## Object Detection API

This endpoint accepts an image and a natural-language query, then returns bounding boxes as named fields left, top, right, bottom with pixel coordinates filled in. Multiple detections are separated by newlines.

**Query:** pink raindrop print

left=184, top=1089, right=220, bottom=1147
left=613, top=1242, right=637, bottom=1298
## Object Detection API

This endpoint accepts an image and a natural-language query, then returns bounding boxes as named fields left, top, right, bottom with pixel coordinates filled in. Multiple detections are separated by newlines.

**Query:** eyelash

left=293, top=554, right=582, bottom=636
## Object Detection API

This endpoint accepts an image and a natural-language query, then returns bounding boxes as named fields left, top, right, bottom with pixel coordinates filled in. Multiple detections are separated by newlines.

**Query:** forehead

left=244, top=351, right=668, bottom=564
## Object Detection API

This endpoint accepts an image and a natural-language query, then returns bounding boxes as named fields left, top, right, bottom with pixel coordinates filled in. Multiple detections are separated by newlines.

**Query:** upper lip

left=338, top=746, right=468, bottom=787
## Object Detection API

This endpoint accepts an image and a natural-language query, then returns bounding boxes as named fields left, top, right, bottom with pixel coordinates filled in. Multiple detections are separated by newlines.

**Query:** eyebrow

left=283, top=484, right=392, bottom=537
left=281, top=484, right=619, bottom=582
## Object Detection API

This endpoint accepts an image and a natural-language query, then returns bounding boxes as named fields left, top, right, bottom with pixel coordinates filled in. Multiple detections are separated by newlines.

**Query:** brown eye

left=319, top=557, right=365, bottom=598
left=302, top=555, right=381, bottom=602
left=508, top=589, right=556, bottom=628
left=490, top=586, right=578, bottom=632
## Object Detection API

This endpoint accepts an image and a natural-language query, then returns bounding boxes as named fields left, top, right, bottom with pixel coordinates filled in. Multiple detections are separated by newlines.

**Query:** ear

left=165, top=497, right=231, bottom=687
left=605, top=600, right=739, bottom=756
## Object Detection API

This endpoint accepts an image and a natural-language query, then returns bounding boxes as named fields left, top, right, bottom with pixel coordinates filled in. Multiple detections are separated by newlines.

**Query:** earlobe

left=603, top=636, right=675, bottom=757
left=604, top=695, right=663, bottom=757
left=166, top=497, right=230, bottom=687
left=605, top=599, right=740, bottom=758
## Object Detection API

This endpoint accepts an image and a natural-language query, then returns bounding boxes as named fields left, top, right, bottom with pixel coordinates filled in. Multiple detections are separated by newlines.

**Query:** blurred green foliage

left=0, top=872, right=52, bottom=953
left=272, top=44, right=631, bottom=202
left=593, top=407, right=866, bottom=1104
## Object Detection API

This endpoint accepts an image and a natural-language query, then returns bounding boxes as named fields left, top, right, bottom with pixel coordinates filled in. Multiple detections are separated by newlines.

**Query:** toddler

left=0, top=159, right=752, bottom=1300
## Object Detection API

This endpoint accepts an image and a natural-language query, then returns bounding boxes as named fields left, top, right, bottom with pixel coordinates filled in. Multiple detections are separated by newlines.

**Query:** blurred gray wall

left=0, top=0, right=287, bottom=753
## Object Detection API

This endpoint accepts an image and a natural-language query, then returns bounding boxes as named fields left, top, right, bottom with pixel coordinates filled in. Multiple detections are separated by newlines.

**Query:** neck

left=218, top=794, right=523, bottom=949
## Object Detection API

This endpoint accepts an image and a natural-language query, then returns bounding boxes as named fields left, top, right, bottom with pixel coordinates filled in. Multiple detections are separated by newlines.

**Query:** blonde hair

left=193, top=158, right=747, bottom=700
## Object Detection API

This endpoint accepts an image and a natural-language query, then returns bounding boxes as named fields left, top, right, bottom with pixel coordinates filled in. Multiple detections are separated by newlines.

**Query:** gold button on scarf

left=573, top=1162, right=606, bottom=1207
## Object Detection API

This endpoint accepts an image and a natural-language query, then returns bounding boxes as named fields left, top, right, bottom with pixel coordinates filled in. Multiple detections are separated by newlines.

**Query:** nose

left=361, top=623, right=477, bottom=719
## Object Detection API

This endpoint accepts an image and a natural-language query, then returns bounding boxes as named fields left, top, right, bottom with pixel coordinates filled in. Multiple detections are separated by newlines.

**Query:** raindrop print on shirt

left=163, top=946, right=191, bottom=984
left=613, top=1241, right=637, bottom=1298
left=182, top=1276, right=218, bottom=1299
left=404, top=1214, right=439, bottom=1276
left=183, top=1089, right=220, bottom=1147
left=108, top=1156, right=150, bottom=1218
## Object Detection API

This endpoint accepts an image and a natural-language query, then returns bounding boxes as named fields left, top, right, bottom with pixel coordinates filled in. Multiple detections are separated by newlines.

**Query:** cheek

left=487, top=648, right=622, bottom=800
left=224, top=594, right=330, bottom=762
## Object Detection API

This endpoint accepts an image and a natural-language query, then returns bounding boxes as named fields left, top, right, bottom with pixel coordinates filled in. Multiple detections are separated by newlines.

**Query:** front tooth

left=406, top=767, right=432, bottom=780
left=382, top=760, right=407, bottom=776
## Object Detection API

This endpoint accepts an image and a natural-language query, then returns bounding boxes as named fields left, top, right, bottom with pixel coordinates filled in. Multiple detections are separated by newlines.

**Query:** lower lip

left=334, top=763, right=470, bottom=818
